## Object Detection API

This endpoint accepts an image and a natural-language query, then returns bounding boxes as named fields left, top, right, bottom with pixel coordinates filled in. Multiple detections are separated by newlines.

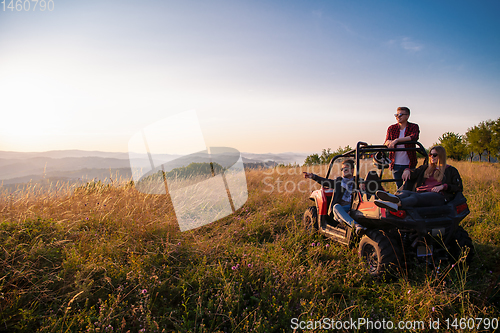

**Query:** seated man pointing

left=303, top=159, right=365, bottom=233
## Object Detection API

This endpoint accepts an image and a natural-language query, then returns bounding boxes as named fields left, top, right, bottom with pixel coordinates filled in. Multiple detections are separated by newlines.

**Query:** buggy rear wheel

left=358, top=230, right=401, bottom=278
left=303, top=206, right=318, bottom=232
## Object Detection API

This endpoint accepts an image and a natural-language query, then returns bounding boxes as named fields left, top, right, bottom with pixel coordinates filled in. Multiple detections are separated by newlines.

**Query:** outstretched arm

left=303, top=172, right=336, bottom=189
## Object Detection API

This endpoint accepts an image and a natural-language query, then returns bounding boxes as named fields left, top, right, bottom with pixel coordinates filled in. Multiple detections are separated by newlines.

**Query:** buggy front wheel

left=303, top=206, right=318, bottom=232
left=358, top=230, right=401, bottom=278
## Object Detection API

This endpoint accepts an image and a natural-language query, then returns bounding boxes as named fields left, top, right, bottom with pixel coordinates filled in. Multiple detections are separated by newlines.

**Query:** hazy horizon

left=0, top=148, right=315, bottom=156
left=0, top=149, right=311, bottom=184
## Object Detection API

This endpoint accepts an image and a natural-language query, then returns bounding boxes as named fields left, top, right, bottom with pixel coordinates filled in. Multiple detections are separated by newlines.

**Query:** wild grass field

left=0, top=161, right=499, bottom=332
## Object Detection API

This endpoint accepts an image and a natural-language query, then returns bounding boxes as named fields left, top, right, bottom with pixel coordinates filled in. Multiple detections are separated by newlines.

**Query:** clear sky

left=1, top=0, right=499, bottom=154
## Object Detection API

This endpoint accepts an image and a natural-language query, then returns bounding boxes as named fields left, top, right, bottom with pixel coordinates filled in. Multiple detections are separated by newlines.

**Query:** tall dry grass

left=0, top=161, right=499, bottom=332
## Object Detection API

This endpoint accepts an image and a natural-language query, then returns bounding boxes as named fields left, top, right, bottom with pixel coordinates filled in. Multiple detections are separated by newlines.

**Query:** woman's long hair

left=424, top=145, right=447, bottom=182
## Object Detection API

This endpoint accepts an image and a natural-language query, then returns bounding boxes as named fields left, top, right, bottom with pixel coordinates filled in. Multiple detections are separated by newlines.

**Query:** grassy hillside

left=0, top=161, right=499, bottom=332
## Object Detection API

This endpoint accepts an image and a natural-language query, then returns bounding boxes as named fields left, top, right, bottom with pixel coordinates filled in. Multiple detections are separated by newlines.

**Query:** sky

left=1, top=0, right=499, bottom=154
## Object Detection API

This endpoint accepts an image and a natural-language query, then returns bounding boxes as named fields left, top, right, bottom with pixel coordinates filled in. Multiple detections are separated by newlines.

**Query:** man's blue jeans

left=392, top=164, right=409, bottom=189
left=341, top=204, right=350, bottom=214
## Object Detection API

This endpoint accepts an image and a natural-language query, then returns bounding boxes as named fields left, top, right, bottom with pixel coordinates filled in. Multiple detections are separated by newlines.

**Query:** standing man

left=384, top=107, right=420, bottom=189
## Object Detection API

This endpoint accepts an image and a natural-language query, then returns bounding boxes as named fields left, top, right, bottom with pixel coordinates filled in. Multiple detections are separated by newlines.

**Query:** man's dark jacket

left=310, top=174, right=356, bottom=207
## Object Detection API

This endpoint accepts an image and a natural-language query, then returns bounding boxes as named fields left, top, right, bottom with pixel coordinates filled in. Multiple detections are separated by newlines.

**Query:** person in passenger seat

left=374, top=145, right=463, bottom=212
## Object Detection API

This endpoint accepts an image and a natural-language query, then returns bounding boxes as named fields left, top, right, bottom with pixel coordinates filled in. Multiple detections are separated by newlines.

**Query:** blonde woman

left=374, top=145, right=463, bottom=211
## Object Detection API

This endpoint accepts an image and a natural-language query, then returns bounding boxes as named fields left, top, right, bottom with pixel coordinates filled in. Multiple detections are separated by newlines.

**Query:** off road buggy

left=303, top=141, right=474, bottom=277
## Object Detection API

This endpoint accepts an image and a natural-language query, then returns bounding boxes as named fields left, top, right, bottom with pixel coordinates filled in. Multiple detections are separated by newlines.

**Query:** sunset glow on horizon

left=1, top=0, right=499, bottom=154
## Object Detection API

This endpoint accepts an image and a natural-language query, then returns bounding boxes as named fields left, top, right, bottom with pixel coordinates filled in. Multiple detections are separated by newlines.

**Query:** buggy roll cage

left=324, top=141, right=428, bottom=190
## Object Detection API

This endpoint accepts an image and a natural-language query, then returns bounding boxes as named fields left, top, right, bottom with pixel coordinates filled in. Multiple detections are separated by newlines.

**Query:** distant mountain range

left=0, top=150, right=310, bottom=185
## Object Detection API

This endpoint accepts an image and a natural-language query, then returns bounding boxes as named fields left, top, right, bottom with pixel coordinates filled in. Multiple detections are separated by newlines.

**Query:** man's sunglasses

left=394, top=113, right=408, bottom=118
